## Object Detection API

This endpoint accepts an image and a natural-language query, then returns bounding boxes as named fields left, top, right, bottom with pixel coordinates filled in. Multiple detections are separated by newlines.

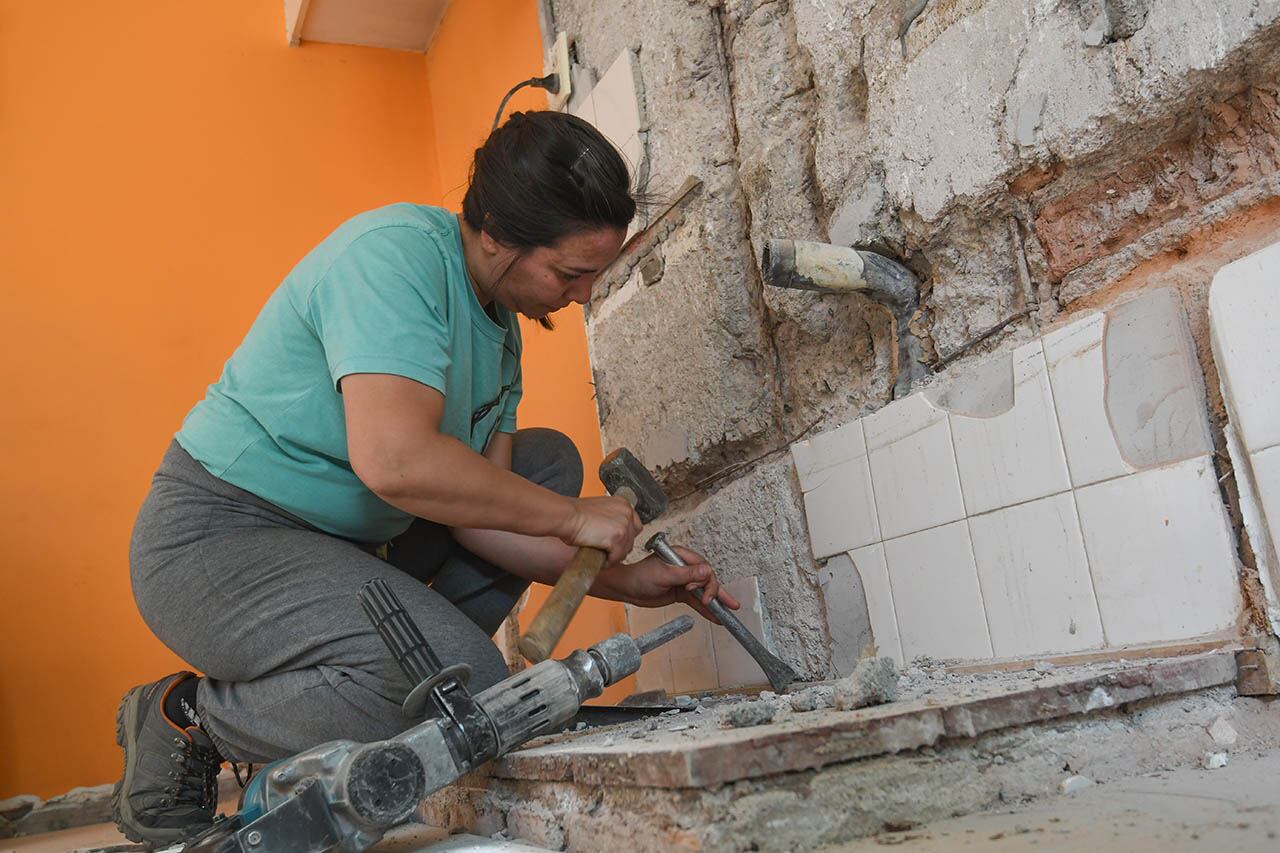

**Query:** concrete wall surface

left=549, top=0, right=1280, bottom=678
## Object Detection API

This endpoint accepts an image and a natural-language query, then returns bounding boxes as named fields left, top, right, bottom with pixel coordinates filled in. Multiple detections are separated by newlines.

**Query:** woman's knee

left=511, top=428, right=583, bottom=498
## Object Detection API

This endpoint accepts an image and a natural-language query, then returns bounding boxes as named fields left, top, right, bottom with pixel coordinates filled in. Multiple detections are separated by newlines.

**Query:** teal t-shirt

left=176, top=204, right=523, bottom=543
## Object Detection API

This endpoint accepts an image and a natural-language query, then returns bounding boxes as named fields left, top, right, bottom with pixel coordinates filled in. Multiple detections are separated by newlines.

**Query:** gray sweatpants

left=129, top=432, right=583, bottom=763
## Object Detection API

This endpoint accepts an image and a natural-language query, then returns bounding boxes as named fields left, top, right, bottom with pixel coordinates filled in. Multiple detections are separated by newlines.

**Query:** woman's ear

left=479, top=227, right=516, bottom=262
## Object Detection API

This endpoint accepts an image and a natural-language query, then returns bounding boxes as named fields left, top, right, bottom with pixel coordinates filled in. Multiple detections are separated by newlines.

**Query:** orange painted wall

left=0, top=2, right=436, bottom=798
left=426, top=0, right=635, bottom=702
left=2, top=0, right=627, bottom=799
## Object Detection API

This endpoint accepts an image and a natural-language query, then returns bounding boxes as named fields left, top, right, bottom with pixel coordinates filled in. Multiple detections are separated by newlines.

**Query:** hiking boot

left=112, top=671, right=222, bottom=845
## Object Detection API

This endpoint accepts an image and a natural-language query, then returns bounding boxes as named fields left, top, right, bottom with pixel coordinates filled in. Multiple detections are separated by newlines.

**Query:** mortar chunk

left=790, top=684, right=836, bottom=712
left=834, top=657, right=900, bottom=711
left=724, top=701, right=776, bottom=728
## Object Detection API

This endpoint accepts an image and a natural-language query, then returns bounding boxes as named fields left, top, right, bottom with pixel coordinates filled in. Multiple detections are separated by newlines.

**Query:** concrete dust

left=551, top=656, right=1145, bottom=747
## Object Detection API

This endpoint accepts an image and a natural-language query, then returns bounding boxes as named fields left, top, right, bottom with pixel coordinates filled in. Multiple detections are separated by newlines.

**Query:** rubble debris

left=834, top=657, right=900, bottom=711
left=789, top=684, right=836, bottom=712
left=1209, top=716, right=1239, bottom=747
left=1059, top=775, right=1095, bottom=794
left=674, top=695, right=697, bottom=709
left=574, top=721, right=588, bottom=732
left=724, top=701, right=776, bottom=728
left=1034, top=661, right=1057, bottom=674
left=1202, top=752, right=1230, bottom=769
left=0, top=795, right=40, bottom=823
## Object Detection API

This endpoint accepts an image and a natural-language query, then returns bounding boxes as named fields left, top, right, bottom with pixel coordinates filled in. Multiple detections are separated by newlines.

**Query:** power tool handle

left=359, top=578, right=443, bottom=685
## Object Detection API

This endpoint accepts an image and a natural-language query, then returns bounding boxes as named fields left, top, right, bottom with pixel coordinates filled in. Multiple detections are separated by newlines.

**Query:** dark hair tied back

left=462, top=111, right=637, bottom=249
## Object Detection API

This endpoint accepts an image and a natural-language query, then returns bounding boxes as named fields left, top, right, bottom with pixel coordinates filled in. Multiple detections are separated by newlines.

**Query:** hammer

left=519, top=448, right=668, bottom=663
left=646, top=532, right=798, bottom=693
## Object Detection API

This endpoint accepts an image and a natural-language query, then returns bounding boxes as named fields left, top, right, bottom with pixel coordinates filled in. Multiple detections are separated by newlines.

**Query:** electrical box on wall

left=545, top=31, right=572, bottom=110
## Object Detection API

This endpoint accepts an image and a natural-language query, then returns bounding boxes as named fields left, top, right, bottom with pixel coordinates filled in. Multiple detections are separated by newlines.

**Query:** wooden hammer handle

left=518, top=486, right=638, bottom=663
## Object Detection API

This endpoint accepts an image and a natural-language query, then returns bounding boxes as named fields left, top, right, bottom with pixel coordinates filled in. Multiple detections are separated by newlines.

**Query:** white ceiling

left=284, top=0, right=451, bottom=52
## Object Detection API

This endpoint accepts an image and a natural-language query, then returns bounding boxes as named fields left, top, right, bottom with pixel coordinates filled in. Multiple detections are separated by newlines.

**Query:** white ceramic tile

left=848, top=544, right=903, bottom=665
left=662, top=602, right=719, bottom=693
left=590, top=50, right=642, bottom=147
left=864, top=394, right=966, bottom=540
left=801, top=438, right=881, bottom=559
left=619, top=132, right=644, bottom=182
left=569, top=90, right=597, bottom=127
left=968, top=493, right=1105, bottom=656
left=1043, top=312, right=1134, bottom=488
left=819, top=554, right=874, bottom=675
left=792, top=419, right=868, bottom=492
left=1210, top=240, right=1280, bottom=454
left=709, top=577, right=769, bottom=689
left=625, top=604, right=674, bottom=694
left=1074, top=456, right=1241, bottom=646
left=1251, top=444, right=1280, bottom=563
left=947, top=341, right=1072, bottom=515
left=883, top=521, right=994, bottom=661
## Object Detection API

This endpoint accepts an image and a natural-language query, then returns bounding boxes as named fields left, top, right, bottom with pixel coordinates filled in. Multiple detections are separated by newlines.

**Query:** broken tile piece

left=1060, top=775, right=1095, bottom=794
left=848, top=543, right=904, bottom=665
left=791, top=418, right=869, bottom=492
left=943, top=341, right=1072, bottom=515
left=1043, top=312, right=1134, bottom=488
left=1208, top=716, right=1238, bottom=747
left=1103, top=289, right=1212, bottom=468
left=1202, top=751, right=1229, bottom=769
left=818, top=554, right=874, bottom=675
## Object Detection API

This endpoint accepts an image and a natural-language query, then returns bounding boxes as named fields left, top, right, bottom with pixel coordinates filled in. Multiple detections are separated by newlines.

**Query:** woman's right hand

left=557, top=496, right=644, bottom=565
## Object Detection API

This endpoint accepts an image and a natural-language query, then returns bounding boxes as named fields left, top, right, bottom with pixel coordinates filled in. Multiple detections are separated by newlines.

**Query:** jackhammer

left=182, top=578, right=692, bottom=852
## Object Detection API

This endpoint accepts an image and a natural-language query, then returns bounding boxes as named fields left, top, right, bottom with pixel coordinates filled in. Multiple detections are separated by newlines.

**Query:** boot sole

left=111, top=686, right=147, bottom=844
left=111, top=684, right=192, bottom=847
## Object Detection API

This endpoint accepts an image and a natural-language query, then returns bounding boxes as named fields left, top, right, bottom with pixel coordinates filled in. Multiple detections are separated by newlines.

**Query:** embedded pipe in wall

left=762, top=239, right=929, bottom=398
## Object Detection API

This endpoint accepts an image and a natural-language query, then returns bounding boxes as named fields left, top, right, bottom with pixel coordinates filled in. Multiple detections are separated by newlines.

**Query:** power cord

left=492, top=74, right=561, bottom=132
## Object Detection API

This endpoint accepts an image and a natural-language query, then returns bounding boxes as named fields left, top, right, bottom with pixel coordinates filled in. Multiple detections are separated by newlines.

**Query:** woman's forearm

left=450, top=527, right=577, bottom=584
left=452, top=527, right=638, bottom=602
left=365, top=433, right=576, bottom=538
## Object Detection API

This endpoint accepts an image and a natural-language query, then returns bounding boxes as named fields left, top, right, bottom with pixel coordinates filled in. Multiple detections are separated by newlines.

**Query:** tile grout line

left=853, top=419, right=905, bottom=663
left=940, top=410, right=995, bottom=659
left=1042, top=324, right=1111, bottom=648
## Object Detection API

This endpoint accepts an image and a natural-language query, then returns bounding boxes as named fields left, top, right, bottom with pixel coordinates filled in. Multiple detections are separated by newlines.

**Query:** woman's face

left=497, top=226, right=627, bottom=319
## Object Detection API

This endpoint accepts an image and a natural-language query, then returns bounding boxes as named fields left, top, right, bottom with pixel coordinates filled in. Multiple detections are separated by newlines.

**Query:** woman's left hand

left=599, top=546, right=741, bottom=624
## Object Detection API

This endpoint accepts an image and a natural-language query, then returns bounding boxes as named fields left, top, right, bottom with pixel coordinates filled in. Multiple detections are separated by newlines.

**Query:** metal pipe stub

left=762, top=238, right=929, bottom=398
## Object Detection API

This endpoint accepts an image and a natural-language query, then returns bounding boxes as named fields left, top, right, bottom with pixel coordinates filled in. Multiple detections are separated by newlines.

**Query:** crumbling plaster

left=549, top=0, right=1280, bottom=672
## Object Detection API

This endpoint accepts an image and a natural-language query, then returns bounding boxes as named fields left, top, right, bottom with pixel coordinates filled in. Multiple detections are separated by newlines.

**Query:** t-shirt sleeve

left=305, top=227, right=451, bottom=395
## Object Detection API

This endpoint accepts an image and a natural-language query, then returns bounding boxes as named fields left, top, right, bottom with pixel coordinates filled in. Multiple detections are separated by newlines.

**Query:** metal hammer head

left=599, top=448, right=668, bottom=523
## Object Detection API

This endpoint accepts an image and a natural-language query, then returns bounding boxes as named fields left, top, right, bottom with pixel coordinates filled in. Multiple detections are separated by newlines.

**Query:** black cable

left=492, top=74, right=560, bottom=132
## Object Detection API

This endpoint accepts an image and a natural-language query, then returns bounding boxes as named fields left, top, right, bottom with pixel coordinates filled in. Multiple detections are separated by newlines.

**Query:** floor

left=833, top=749, right=1280, bottom=852
left=9, top=750, right=1278, bottom=851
